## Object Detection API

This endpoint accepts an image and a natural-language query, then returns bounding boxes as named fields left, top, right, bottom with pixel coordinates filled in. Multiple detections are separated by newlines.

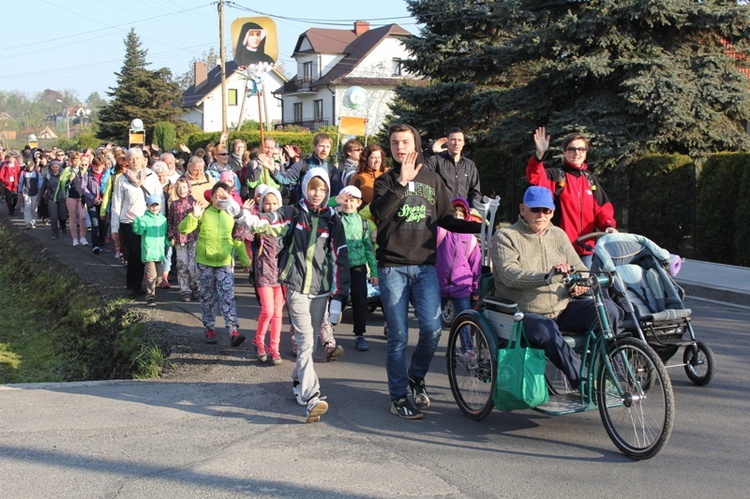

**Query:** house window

left=228, top=88, right=238, bottom=106
left=293, top=102, right=303, bottom=122
left=303, top=61, right=313, bottom=81
left=392, top=58, right=403, bottom=76
left=313, top=99, right=324, bottom=121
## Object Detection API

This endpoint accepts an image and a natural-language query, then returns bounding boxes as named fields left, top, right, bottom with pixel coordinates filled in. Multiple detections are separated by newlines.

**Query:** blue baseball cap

left=146, top=194, right=161, bottom=206
left=523, top=186, right=555, bottom=210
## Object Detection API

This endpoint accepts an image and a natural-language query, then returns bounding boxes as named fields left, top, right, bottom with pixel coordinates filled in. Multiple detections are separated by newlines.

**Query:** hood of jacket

left=300, top=167, right=331, bottom=208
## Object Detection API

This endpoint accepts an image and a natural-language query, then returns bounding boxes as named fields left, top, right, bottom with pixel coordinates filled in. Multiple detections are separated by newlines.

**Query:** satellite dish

left=130, top=118, right=144, bottom=131
left=344, top=86, right=367, bottom=110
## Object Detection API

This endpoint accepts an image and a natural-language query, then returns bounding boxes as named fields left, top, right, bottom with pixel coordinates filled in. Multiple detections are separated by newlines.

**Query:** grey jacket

left=491, top=216, right=585, bottom=318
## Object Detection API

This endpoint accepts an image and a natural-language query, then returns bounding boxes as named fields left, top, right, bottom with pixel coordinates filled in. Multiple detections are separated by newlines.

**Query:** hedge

left=695, top=153, right=750, bottom=264
left=626, top=154, right=694, bottom=254
left=185, top=131, right=316, bottom=156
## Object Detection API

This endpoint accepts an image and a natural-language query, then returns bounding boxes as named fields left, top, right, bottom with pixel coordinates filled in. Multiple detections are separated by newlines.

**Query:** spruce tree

left=393, top=0, right=750, bottom=167
left=98, top=29, right=183, bottom=144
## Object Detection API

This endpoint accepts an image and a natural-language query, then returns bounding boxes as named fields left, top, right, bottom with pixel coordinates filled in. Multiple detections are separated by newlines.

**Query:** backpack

left=27, top=172, right=39, bottom=197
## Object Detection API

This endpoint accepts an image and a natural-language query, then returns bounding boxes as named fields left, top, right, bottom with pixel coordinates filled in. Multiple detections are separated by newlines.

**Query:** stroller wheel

left=683, top=341, right=715, bottom=386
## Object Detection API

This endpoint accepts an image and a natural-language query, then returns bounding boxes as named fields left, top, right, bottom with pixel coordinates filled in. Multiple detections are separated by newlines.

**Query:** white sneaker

left=79, top=238, right=89, bottom=246
left=73, top=238, right=79, bottom=247
left=292, top=382, right=305, bottom=406
left=306, top=396, right=328, bottom=423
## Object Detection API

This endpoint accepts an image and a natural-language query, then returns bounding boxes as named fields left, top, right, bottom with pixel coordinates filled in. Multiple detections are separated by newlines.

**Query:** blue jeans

left=379, top=265, right=442, bottom=401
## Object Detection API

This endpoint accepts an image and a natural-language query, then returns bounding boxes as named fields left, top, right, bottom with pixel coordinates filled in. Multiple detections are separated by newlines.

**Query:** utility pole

left=218, top=0, right=228, bottom=133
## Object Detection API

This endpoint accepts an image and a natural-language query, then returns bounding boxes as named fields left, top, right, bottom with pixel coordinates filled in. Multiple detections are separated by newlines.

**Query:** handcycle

left=445, top=197, right=675, bottom=460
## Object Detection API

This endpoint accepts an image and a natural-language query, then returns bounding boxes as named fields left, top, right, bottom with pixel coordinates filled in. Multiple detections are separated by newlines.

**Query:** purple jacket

left=436, top=227, right=481, bottom=298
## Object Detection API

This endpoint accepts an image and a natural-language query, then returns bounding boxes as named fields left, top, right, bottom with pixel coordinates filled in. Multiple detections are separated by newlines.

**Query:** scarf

left=124, top=168, right=145, bottom=188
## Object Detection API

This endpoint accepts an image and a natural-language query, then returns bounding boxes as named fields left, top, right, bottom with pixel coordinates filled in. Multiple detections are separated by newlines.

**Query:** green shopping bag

left=493, top=322, right=549, bottom=411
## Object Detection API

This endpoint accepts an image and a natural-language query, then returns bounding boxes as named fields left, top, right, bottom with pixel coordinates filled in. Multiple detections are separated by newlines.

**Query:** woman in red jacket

left=0, top=153, right=21, bottom=216
left=527, top=127, right=617, bottom=267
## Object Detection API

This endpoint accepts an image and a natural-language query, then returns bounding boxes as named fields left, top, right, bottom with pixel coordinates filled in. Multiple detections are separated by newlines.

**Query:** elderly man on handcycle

left=490, top=186, right=622, bottom=389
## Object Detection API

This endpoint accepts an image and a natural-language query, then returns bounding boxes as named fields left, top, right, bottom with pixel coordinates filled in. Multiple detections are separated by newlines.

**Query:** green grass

left=0, top=224, right=168, bottom=383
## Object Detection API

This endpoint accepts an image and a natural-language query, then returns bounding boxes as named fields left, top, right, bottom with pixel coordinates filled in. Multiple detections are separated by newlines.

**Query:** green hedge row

left=695, top=153, right=750, bottom=265
left=185, top=131, right=317, bottom=155
left=627, top=154, right=695, bottom=255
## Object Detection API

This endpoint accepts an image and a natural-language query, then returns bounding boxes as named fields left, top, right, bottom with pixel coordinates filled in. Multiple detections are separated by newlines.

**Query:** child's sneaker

left=73, top=238, right=79, bottom=247
left=271, top=352, right=283, bottom=365
left=325, top=343, right=344, bottom=362
left=146, top=297, right=156, bottom=307
left=203, top=329, right=217, bottom=344
left=305, top=395, right=328, bottom=423
left=253, top=341, right=268, bottom=362
left=355, top=336, right=369, bottom=352
left=229, top=330, right=246, bottom=347
left=79, top=237, right=89, bottom=246
left=409, top=377, right=431, bottom=409
left=391, top=395, right=423, bottom=420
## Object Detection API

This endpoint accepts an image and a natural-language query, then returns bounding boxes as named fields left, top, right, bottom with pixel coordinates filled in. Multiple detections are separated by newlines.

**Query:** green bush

left=735, top=163, right=750, bottom=267
left=627, top=154, right=694, bottom=254
left=695, top=153, right=750, bottom=263
left=153, top=121, right=176, bottom=151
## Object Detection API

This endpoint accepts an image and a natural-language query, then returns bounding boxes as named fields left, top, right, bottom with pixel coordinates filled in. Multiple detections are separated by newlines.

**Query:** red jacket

left=0, top=161, right=21, bottom=193
left=526, top=156, right=616, bottom=256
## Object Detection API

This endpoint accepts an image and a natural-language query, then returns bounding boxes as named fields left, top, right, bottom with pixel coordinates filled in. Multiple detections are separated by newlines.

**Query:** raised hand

left=431, top=137, right=448, bottom=153
left=179, top=143, right=190, bottom=153
left=398, top=151, right=422, bottom=186
left=257, top=153, right=276, bottom=172
left=192, top=203, right=205, bottom=218
left=534, top=127, right=550, bottom=159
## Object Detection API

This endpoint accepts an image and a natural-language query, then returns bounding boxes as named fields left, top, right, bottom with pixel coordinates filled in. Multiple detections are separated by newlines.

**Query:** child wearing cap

left=335, top=185, right=378, bottom=351
left=130, top=194, right=168, bottom=307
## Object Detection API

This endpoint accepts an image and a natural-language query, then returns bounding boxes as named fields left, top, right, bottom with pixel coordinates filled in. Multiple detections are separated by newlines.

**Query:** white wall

left=349, top=37, right=410, bottom=79
left=182, top=71, right=286, bottom=132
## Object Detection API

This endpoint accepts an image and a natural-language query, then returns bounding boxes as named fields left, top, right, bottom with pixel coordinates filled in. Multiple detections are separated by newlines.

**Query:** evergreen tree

left=98, top=29, right=183, bottom=144
left=393, top=0, right=750, bottom=167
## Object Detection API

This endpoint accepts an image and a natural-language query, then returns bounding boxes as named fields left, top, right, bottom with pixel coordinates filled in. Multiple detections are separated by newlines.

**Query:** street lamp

left=56, top=98, right=70, bottom=138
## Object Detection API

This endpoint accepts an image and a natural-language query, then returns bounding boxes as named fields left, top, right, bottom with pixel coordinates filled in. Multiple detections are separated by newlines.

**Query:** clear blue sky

left=0, top=0, right=418, bottom=103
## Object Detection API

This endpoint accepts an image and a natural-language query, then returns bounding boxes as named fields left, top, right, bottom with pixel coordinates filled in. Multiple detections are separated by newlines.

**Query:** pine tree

left=98, top=29, right=183, bottom=144
left=392, top=0, right=750, bottom=167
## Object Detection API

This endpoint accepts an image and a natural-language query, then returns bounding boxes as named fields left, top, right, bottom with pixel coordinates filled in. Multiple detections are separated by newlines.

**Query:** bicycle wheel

left=446, top=313, right=497, bottom=420
left=683, top=341, right=715, bottom=386
left=597, top=338, right=674, bottom=460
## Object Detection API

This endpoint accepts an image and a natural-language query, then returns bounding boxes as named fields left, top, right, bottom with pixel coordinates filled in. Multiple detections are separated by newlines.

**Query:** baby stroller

left=590, top=233, right=715, bottom=386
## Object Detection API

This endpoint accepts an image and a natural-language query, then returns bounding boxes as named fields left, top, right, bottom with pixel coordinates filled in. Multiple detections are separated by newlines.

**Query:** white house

left=181, top=61, right=287, bottom=132
left=277, top=21, right=414, bottom=137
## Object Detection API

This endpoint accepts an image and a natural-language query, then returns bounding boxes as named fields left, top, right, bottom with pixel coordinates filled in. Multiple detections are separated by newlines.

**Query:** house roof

left=181, top=61, right=287, bottom=108
left=290, top=23, right=411, bottom=89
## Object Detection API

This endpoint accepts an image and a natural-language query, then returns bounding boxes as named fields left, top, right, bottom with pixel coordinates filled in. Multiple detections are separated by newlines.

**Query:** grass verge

left=0, top=223, right=168, bottom=383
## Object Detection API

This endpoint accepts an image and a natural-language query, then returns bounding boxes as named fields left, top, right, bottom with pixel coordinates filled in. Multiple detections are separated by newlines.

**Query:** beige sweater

left=491, top=216, right=585, bottom=318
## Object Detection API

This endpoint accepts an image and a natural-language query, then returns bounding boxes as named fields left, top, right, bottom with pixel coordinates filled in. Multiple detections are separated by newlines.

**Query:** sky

left=0, top=0, right=419, bottom=103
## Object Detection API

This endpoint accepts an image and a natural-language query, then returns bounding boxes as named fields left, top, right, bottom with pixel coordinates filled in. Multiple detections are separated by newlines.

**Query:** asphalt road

left=1, top=295, right=749, bottom=498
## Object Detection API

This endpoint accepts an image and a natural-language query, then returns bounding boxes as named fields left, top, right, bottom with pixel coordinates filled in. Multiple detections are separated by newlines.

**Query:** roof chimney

left=353, top=21, right=370, bottom=36
left=194, top=61, right=208, bottom=89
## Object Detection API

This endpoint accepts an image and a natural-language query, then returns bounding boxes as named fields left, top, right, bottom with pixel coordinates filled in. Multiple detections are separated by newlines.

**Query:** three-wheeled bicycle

left=445, top=197, right=675, bottom=460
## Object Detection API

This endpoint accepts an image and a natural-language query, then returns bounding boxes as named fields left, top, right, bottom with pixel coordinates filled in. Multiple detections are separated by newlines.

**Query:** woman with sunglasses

left=527, top=126, right=617, bottom=267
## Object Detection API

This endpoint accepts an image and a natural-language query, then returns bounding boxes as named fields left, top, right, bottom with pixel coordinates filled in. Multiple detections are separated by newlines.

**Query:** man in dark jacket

left=425, top=127, right=482, bottom=205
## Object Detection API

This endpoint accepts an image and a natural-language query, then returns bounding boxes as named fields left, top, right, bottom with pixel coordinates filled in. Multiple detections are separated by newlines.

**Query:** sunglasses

left=529, top=207, right=553, bottom=214
left=565, top=147, right=587, bottom=153
left=217, top=153, right=229, bottom=156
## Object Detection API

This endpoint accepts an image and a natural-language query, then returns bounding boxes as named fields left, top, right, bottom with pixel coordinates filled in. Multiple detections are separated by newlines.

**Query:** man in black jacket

left=425, top=127, right=482, bottom=205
